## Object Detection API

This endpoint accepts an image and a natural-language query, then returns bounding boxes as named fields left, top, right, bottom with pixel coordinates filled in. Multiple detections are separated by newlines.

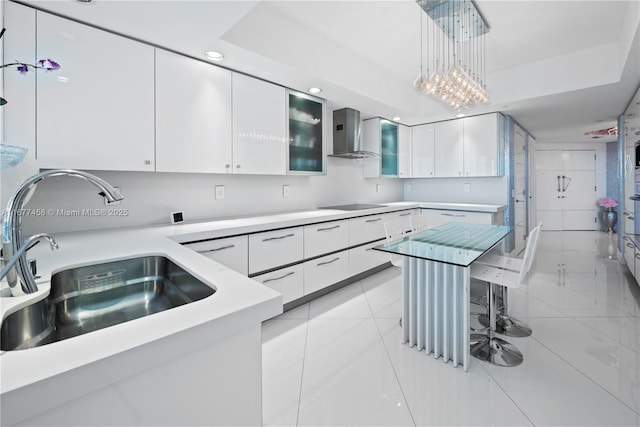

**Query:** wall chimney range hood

left=330, top=108, right=379, bottom=159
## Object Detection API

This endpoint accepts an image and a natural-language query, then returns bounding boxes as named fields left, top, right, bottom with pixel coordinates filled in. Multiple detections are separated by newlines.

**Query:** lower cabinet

left=183, top=235, right=248, bottom=276
left=253, top=264, right=304, bottom=304
left=421, top=209, right=493, bottom=228
left=625, top=235, right=636, bottom=277
left=349, top=240, right=389, bottom=276
left=248, top=227, right=303, bottom=275
left=303, top=250, right=350, bottom=295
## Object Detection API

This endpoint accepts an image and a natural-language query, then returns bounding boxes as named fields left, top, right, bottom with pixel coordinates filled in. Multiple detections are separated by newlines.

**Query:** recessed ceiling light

left=392, top=116, right=401, bottom=121
left=456, top=113, right=466, bottom=118
left=204, top=50, right=225, bottom=62
left=308, top=87, right=322, bottom=94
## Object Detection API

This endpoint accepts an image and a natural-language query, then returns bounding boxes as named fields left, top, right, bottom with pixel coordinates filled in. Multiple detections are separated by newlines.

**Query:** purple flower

left=16, top=63, right=29, bottom=74
left=37, top=59, right=61, bottom=71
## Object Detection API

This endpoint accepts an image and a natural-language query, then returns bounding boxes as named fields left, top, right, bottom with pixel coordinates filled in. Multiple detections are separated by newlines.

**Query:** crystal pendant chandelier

left=414, top=0, right=490, bottom=110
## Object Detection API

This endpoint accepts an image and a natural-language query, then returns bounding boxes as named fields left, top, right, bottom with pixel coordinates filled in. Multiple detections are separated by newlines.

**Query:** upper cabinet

left=155, top=49, right=232, bottom=174
left=36, top=12, right=155, bottom=171
left=232, top=73, right=287, bottom=175
left=397, top=124, right=412, bottom=178
left=462, top=114, right=501, bottom=176
left=411, top=123, right=435, bottom=178
left=362, top=118, right=403, bottom=178
left=434, top=119, right=464, bottom=177
left=287, top=91, right=325, bottom=175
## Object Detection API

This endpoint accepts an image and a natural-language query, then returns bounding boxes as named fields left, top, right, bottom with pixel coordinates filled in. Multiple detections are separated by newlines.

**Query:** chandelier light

left=414, top=0, right=490, bottom=110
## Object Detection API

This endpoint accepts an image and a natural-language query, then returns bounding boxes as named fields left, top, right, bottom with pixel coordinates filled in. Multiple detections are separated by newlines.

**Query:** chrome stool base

left=477, top=314, right=532, bottom=337
left=470, top=333, right=524, bottom=367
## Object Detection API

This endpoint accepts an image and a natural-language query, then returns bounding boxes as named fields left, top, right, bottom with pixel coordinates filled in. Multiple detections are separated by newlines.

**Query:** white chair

left=409, top=213, right=428, bottom=234
left=474, top=222, right=542, bottom=337
left=468, top=223, right=539, bottom=367
left=383, top=218, right=412, bottom=267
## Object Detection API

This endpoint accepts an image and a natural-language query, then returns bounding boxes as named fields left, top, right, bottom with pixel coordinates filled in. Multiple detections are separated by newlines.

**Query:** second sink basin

left=1, top=255, right=215, bottom=350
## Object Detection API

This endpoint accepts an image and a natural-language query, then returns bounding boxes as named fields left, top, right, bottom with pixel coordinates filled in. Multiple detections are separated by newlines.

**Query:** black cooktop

left=319, top=204, right=387, bottom=211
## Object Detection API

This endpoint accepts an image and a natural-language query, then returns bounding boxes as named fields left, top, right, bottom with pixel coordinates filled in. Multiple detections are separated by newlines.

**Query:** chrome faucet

left=0, top=233, right=59, bottom=293
left=1, top=169, right=124, bottom=296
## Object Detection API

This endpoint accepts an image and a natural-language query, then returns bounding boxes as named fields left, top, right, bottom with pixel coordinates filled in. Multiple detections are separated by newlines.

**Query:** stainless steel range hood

left=329, top=108, right=379, bottom=159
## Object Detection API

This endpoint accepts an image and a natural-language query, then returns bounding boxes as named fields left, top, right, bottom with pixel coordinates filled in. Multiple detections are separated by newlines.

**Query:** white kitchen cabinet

left=398, top=124, right=412, bottom=178
left=463, top=114, right=500, bottom=176
left=183, top=235, right=248, bottom=276
left=248, top=227, right=303, bottom=274
left=624, top=236, right=636, bottom=276
left=421, top=209, right=492, bottom=228
left=348, top=240, right=389, bottom=276
left=303, top=220, right=349, bottom=258
left=412, top=123, right=435, bottom=178
left=232, top=73, right=287, bottom=175
left=36, top=12, right=155, bottom=171
left=303, top=250, right=350, bottom=295
left=349, top=213, right=394, bottom=246
left=253, top=264, right=303, bottom=304
left=155, top=49, right=232, bottom=174
left=434, top=119, right=464, bottom=177
left=363, top=118, right=399, bottom=178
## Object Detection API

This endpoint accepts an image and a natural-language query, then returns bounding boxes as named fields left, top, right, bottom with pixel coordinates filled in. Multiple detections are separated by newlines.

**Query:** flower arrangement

left=598, top=197, right=618, bottom=209
left=0, top=28, right=61, bottom=106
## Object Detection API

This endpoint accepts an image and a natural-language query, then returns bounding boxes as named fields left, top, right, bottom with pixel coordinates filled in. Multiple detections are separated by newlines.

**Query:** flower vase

left=602, top=208, right=617, bottom=233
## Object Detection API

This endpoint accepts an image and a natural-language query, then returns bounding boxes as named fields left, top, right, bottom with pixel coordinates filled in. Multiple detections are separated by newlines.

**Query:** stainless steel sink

left=0, top=256, right=214, bottom=350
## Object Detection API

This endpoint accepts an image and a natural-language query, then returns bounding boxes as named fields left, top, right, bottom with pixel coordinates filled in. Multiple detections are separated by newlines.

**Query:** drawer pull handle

left=317, top=225, right=340, bottom=232
left=263, top=233, right=295, bottom=242
left=399, top=212, right=412, bottom=216
left=636, top=254, right=640, bottom=259
left=317, top=257, right=340, bottom=267
left=366, top=218, right=382, bottom=223
left=627, top=243, right=634, bottom=248
left=262, top=271, right=295, bottom=284
left=198, top=244, right=235, bottom=254
left=441, top=213, right=465, bottom=217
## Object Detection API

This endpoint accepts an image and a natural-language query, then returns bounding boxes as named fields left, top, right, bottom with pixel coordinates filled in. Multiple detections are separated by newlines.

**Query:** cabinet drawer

left=421, top=209, right=491, bottom=228
left=249, top=227, right=303, bottom=274
left=349, top=213, right=394, bottom=246
left=349, top=240, right=389, bottom=277
left=253, top=265, right=303, bottom=304
left=304, top=220, right=349, bottom=258
left=184, top=235, right=248, bottom=276
left=303, top=250, right=349, bottom=295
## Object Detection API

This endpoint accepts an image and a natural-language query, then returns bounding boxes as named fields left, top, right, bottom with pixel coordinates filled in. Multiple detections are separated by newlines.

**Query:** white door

left=513, top=126, right=527, bottom=254
left=536, top=150, right=597, bottom=231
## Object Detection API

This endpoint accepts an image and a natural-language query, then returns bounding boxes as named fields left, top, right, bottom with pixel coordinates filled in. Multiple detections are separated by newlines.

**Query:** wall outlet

left=104, top=187, right=121, bottom=206
left=282, top=185, right=290, bottom=198
left=376, top=184, right=381, bottom=193
left=215, top=185, right=225, bottom=200
left=407, top=183, right=413, bottom=192
left=464, top=183, right=471, bottom=193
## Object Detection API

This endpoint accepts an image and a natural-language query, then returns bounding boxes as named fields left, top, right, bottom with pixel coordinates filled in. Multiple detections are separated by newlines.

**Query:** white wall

left=21, top=158, right=404, bottom=234
left=404, top=176, right=508, bottom=205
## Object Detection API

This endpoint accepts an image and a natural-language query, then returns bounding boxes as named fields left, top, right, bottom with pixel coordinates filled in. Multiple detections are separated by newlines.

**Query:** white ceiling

left=17, top=0, right=640, bottom=144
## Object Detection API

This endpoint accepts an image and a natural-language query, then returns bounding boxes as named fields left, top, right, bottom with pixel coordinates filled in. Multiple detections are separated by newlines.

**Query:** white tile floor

left=262, top=231, right=640, bottom=426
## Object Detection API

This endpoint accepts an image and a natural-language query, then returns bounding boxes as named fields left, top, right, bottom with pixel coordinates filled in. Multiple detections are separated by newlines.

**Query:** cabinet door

left=463, top=114, right=499, bottom=176
left=434, top=120, right=464, bottom=177
left=412, top=124, right=435, bottom=177
left=348, top=213, right=394, bottom=246
left=397, top=124, right=412, bottom=178
left=184, top=235, right=248, bottom=276
left=248, top=227, right=303, bottom=274
left=303, top=220, right=349, bottom=258
left=156, top=50, right=232, bottom=173
left=232, top=73, right=286, bottom=175
left=380, top=120, right=399, bottom=176
left=288, top=91, right=325, bottom=174
left=253, top=264, right=303, bottom=304
left=36, top=12, right=154, bottom=171
left=362, top=118, right=381, bottom=177
left=303, top=250, right=349, bottom=295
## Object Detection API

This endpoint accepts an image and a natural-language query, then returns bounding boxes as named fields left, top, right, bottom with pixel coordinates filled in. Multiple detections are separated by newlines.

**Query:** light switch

left=215, top=185, right=225, bottom=200
left=376, top=184, right=381, bottom=193
left=283, top=185, right=290, bottom=198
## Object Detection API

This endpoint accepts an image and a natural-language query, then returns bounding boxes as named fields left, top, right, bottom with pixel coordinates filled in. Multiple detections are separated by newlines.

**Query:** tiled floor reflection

left=262, top=231, right=640, bottom=426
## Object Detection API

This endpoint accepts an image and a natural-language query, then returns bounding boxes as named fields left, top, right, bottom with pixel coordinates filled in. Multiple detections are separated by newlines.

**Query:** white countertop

left=0, top=200, right=504, bottom=400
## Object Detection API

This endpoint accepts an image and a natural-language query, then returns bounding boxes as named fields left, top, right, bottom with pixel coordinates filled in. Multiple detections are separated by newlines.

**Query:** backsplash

left=20, top=157, right=404, bottom=234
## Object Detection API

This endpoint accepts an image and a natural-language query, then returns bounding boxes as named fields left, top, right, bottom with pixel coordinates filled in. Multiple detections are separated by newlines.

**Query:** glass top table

left=373, top=222, right=512, bottom=267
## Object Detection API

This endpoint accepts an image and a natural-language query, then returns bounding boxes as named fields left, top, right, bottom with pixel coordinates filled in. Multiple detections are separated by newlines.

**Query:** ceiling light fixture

left=392, top=116, right=401, bottom=121
left=204, top=50, right=225, bottom=62
left=414, top=0, right=490, bottom=110
left=308, top=87, right=322, bottom=94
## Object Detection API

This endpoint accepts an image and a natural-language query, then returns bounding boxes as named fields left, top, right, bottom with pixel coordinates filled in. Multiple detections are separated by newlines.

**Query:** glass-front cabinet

left=380, top=120, right=399, bottom=176
left=287, top=91, right=326, bottom=175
